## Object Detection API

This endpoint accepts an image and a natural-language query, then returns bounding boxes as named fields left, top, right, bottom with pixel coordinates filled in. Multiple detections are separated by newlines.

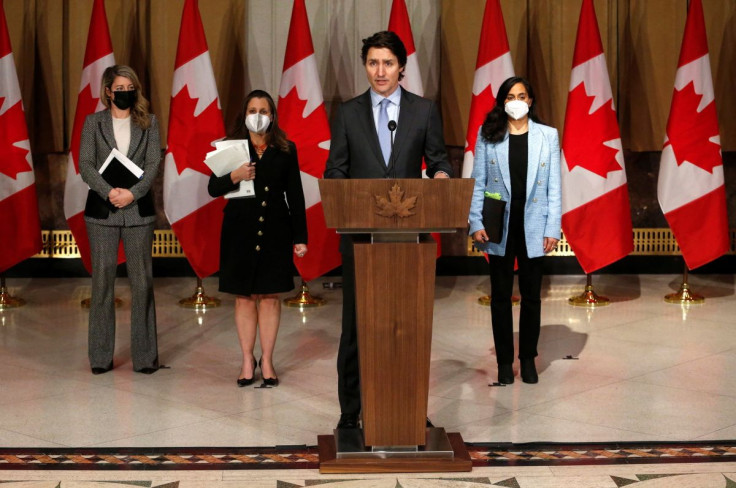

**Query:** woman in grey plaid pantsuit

left=79, top=65, right=161, bottom=375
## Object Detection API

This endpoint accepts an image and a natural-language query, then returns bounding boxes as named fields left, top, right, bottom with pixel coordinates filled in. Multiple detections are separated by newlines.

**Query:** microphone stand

left=388, top=120, right=397, bottom=179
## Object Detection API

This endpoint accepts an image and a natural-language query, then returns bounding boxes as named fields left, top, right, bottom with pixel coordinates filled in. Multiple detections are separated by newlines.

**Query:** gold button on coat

left=259, top=216, right=264, bottom=222
left=255, top=245, right=261, bottom=251
left=257, top=231, right=263, bottom=236
left=264, top=186, right=269, bottom=192
left=261, top=201, right=267, bottom=207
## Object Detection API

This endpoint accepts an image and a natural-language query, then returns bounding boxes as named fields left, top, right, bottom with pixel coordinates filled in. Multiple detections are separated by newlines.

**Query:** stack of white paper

left=205, top=140, right=255, bottom=199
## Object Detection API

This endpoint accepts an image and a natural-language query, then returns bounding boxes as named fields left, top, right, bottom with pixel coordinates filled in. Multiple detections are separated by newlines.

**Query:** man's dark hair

left=360, top=31, right=407, bottom=81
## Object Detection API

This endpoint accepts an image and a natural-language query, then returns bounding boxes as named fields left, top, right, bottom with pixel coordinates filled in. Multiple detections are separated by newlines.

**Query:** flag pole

left=284, top=279, right=326, bottom=308
left=0, top=275, right=25, bottom=309
left=568, top=273, right=610, bottom=307
left=664, top=261, right=704, bottom=304
left=179, top=277, right=220, bottom=309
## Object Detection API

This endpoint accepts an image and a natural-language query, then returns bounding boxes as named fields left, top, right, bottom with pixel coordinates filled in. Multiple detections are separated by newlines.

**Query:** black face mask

left=111, top=90, right=137, bottom=110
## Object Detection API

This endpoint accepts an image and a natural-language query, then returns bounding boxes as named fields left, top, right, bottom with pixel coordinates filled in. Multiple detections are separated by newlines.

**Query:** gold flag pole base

left=477, top=295, right=520, bottom=306
left=664, top=264, right=704, bottom=304
left=0, top=276, right=25, bottom=309
left=179, top=277, right=221, bottom=309
left=81, top=297, right=123, bottom=309
left=284, top=280, right=326, bottom=308
left=568, top=274, right=610, bottom=307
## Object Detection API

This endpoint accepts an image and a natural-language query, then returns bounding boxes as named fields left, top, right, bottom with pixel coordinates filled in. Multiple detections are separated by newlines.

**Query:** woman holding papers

left=468, top=77, right=561, bottom=385
left=208, top=90, right=308, bottom=387
left=79, top=65, right=161, bottom=375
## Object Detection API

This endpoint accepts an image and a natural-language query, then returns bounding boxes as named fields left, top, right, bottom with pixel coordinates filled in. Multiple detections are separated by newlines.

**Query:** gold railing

left=467, top=228, right=736, bottom=257
left=30, top=228, right=736, bottom=259
left=32, top=230, right=185, bottom=258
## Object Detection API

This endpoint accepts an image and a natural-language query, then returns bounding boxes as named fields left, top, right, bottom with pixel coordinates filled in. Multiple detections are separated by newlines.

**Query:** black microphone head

left=388, top=120, right=397, bottom=132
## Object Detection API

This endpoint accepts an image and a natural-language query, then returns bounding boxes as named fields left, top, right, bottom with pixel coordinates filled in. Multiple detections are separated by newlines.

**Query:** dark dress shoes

left=238, top=358, right=258, bottom=387
left=258, top=358, right=279, bottom=387
left=137, top=367, right=159, bottom=375
left=498, top=363, right=514, bottom=384
left=91, top=362, right=113, bottom=375
left=520, top=358, right=538, bottom=384
left=336, top=413, right=360, bottom=429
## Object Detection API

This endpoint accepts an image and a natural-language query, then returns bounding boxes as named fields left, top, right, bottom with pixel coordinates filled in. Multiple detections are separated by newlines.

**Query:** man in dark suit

left=324, top=31, right=453, bottom=429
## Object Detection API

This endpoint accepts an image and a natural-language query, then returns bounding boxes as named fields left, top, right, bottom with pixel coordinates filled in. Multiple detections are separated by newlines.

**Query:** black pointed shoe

left=237, top=358, right=258, bottom=387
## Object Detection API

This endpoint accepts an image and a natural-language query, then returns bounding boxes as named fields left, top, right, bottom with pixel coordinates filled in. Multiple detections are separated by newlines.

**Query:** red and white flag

left=561, top=0, right=632, bottom=274
left=388, top=0, right=423, bottom=97
left=461, top=0, right=515, bottom=179
left=657, top=0, right=728, bottom=270
left=0, top=0, right=41, bottom=272
left=278, top=0, right=340, bottom=281
left=164, top=0, right=226, bottom=279
left=63, top=0, right=116, bottom=273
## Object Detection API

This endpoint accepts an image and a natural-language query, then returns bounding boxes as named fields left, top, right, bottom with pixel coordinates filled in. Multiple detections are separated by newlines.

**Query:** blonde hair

left=100, top=65, right=152, bottom=129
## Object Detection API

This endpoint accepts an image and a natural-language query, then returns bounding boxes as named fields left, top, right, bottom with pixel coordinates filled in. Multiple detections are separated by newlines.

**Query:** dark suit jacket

left=79, top=110, right=161, bottom=225
left=323, top=88, right=452, bottom=180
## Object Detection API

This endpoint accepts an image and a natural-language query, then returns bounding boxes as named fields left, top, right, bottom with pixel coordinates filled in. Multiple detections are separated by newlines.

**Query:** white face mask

left=504, top=99, right=530, bottom=120
left=245, top=113, right=271, bottom=134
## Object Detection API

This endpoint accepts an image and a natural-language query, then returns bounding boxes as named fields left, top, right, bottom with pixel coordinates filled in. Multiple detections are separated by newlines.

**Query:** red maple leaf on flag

left=278, top=88, right=330, bottom=177
left=0, top=101, right=32, bottom=179
left=665, top=81, right=721, bottom=173
left=69, top=84, right=102, bottom=170
left=168, top=85, right=225, bottom=176
left=562, top=83, right=621, bottom=178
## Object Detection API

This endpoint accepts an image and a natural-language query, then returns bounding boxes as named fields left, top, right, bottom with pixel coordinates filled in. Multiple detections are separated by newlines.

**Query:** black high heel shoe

left=258, top=358, right=279, bottom=387
left=237, top=358, right=258, bottom=387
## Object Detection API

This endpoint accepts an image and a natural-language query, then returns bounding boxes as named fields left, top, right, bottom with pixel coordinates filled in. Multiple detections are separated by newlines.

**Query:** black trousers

left=488, top=208, right=544, bottom=366
left=337, top=249, right=361, bottom=416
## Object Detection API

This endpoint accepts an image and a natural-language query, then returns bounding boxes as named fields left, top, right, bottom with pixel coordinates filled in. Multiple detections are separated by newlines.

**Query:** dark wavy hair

left=229, top=90, right=290, bottom=153
left=360, top=31, right=407, bottom=81
left=480, top=76, right=541, bottom=144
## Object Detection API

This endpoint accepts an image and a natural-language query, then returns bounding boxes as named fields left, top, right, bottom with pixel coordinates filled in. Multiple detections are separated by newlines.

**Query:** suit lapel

left=128, top=120, right=143, bottom=160
left=497, top=134, right=512, bottom=195
left=356, top=91, right=386, bottom=173
left=390, top=87, right=412, bottom=175
left=99, top=111, right=116, bottom=152
left=526, top=121, right=542, bottom=198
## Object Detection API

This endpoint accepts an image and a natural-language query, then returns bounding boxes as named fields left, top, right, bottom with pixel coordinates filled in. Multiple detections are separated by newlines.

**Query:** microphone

left=388, top=120, right=397, bottom=179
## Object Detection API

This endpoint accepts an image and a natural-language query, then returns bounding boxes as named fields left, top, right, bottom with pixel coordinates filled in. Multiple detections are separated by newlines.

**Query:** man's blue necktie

left=378, top=98, right=391, bottom=166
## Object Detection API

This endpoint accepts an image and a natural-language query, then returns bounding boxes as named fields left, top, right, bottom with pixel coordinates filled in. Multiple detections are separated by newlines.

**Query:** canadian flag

left=62, top=0, right=116, bottom=273
left=657, top=0, right=728, bottom=270
left=0, top=0, right=41, bottom=273
left=277, top=0, right=340, bottom=281
left=388, top=0, right=443, bottom=256
left=560, top=0, right=633, bottom=274
left=388, top=0, right=423, bottom=97
left=461, top=0, right=514, bottom=179
left=164, top=0, right=226, bottom=279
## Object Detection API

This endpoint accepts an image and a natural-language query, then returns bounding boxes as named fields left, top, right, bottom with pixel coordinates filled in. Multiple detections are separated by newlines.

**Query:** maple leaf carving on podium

left=0, top=100, right=32, bottom=179
left=374, top=183, right=417, bottom=218
left=665, top=81, right=721, bottom=173
left=562, top=83, right=622, bottom=178
left=168, top=85, right=225, bottom=176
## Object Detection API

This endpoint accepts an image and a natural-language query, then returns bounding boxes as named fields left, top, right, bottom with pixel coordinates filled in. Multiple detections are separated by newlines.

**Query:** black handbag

left=482, top=196, right=506, bottom=244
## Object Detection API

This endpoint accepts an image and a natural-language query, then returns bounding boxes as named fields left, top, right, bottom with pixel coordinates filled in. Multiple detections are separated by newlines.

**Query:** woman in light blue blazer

left=469, top=77, right=561, bottom=385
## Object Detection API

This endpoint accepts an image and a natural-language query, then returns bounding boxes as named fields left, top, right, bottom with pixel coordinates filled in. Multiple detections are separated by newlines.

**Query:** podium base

left=318, top=429, right=472, bottom=473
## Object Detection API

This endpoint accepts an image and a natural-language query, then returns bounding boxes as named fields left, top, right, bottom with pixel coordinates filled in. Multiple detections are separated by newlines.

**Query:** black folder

left=482, top=197, right=506, bottom=244
left=100, top=157, right=142, bottom=189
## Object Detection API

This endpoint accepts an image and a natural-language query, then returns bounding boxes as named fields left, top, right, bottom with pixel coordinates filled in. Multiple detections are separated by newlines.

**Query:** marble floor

left=1, top=273, right=735, bottom=486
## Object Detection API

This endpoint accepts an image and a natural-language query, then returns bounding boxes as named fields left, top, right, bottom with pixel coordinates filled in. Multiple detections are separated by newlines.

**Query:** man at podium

left=324, top=30, right=453, bottom=430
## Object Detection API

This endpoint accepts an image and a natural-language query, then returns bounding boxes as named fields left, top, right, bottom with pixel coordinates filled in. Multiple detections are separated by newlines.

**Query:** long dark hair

left=480, top=76, right=541, bottom=144
left=229, top=90, right=290, bottom=153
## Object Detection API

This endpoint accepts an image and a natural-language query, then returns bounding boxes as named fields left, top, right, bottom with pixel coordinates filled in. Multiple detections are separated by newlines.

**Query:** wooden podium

left=317, top=178, right=474, bottom=474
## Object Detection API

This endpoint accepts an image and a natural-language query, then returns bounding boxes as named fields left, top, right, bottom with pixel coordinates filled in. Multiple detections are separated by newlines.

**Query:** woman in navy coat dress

left=208, top=90, right=308, bottom=387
